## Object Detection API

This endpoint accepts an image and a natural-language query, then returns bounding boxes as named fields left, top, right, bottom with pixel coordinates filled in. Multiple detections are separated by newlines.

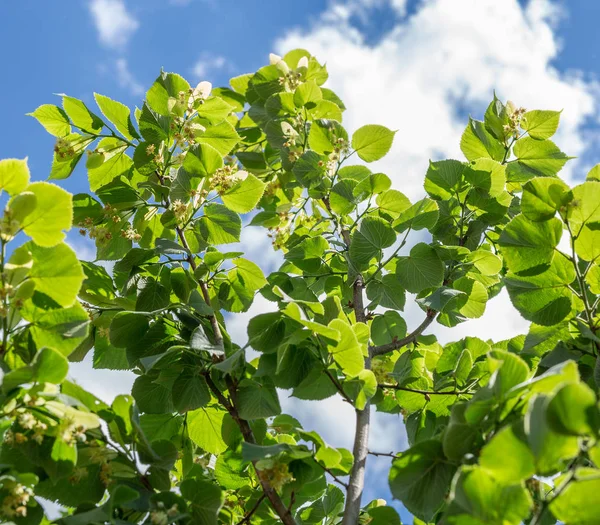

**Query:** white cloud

left=191, top=53, right=231, bottom=81
left=277, top=0, right=598, bottom=197
left=89, top=0, right=139, bottom=49
left=115, top=58, right=144, bottom=95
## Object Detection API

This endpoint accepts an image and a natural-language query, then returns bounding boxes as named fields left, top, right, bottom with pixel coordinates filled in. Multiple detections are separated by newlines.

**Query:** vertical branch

left=204, top=373, right=296, bottom=525
left=340, top=228, right=371, bottom=525
left=156, top=172, right=223, bottom=349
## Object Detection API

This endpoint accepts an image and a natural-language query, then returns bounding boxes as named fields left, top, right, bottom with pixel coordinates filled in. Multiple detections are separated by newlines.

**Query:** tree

left=0, top=49, right=599, bottom=524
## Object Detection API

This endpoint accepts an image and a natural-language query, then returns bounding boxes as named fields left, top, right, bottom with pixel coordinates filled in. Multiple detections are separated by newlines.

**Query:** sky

left=2, top=0, right=600, bottom=521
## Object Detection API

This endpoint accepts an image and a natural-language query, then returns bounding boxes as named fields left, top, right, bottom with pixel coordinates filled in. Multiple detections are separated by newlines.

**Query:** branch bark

left=370, top=309, right=436, bottom=357
left=341, top=229, right=370, bottom=525
left=204, top=373, right=296, bottom=525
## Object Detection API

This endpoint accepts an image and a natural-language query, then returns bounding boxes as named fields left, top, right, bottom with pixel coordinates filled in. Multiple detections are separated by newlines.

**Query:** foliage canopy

left=1, top=50, right=600, bottom=525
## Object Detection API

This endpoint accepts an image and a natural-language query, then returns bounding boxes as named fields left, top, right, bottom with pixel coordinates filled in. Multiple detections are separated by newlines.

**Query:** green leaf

left=368, top=507, right=402, bottom=525
left=546, top=382, right=599, bottom=435
left=396, top=243, right=444, bottom=293
left=219, top=258, right=267, bottom=313
left=525, top=394, right=579, bottom=475
left=499, top=214, right=562, bottom=273
left=521, top=176, right=570, bottom=222
left=389, top=440, right=455, bottom=522
left=184, top=143, right=223, bottom=177
left=507, top=136, right=571, bottom=181
left=236, top=379, right=281, bottom=420
left=466, top=249, right=502, bottom=276
left=479, top=424, right=535, bottom=483
left=28, top=242, right=84, bottom=307
left=23, top=300, right=90, bottom=357
left=460, top=118, right=505, bottom=162
left=62, top=95, right=103, bottom=133
left=187, top=406, right=228, bottom=455
left=146, top=71, right=190, bottom=116
left=370, top=311, right=407, bottom=347
left=196, top=97, right=235, bottom=124
left=464, top=158, right=506, bottom=197
left=294, top=80, right=322, bottom=107
left=292, top=150, right=327, bottom=189
left=550, top=469, right=600, bottom=525
left=221, top=172, right=265, bottom=213
left=327, top=319, right=364, bottom=376
left=449, top=466, right=533, bottom=525
left=172, top=370, right=211, bottom=413
left=567, top=181, right=600, bottom=235
left=136, top=278, right=170, bottom=312
left=393, top=198, right=438, bottom=232
left=94, top=93, right=139, bottom=140
left=522, top=109, right=561, bottom=140
left=199, top=203, right=241, bottom=245
left=505, top=252, right=575, bottom=326
left=28, top=104, right=71, bottom=136
left=0, top=158, right=30, bottom=196
left=424, top=159, right=465, bottom=200
left=366, top=274, right=406, bottom=310
left=87, top=140, right=133, bottom=192
left=33, top=347, right=69, bottom=384
left=20, top=181, right=72, bottom=247
left=131, top=375, right=174, bottom=414
left=180, top=478, right=224, bottom=525
left=196, top=120, right=240, bottom=156
left=349, top=216, right=396, bottom=269
left=109, top=312, right=150, bottom=348
left=351, top=124, right=396, bottom=162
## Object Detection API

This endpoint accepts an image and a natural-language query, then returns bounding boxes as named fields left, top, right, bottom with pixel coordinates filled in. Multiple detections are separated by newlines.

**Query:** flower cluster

left=262, top=462, right=295, bottom=492
left=171, top=199, right=189, bottom=223
left=120, top=226, right=141, bottom=242
left=54, top=137, right=77, bottom=161
left=209, top=166, right=246, bottom=194
left=503, top=101, right=526, bottom=138
left=150, top=503, right=179, bottom=525
left=0, top=208, right=21, bottom=241
left=1, top=482, right=33, bottom=519
left=270, top=53, right=308, bottom=92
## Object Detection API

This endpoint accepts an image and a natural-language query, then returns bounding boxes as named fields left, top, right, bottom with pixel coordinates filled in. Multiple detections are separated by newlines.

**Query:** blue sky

left=2, top=0, right=600, bottom=521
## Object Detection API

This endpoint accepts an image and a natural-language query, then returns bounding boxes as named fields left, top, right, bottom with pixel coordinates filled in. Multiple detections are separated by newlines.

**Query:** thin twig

left=236, top=494, right=266, bottom=525
left=313, top=459, right=349, bottom=489
left=203, top=372, right=296, bottom=525
left=377, top=383, right=475, bottom=397
left=368, top=450, right=400, bottom=459
left=370, top=309, right=436, bottom=357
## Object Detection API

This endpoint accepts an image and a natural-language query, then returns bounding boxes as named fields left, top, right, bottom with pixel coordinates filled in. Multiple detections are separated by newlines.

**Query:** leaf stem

left=370, top=309, right=436, bottom=357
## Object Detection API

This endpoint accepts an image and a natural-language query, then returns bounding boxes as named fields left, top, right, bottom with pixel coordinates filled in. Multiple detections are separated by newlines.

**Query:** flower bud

left=297, top=56, right=309, bottom=69
left=86, top=151, right=105, bottom=170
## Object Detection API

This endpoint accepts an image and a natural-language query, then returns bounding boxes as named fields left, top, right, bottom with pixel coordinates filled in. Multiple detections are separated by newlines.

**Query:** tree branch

left=368, top=450, right=400, bottom=459
left=155, top=172, right=224, bottom=350
left=377, top=383, right=474, bottom=396
left=340, top=228, right=371, bottom=525
left=236, top=494, right=266, bottom=525
left=203, top=372, right=296, bottom=525
left=370, top=309, right=436, bottom=357
left=313, top=459, right=349, bottom=489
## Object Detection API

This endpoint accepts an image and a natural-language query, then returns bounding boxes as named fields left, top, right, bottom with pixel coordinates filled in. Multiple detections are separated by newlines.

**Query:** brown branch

left=370, top=309, right=436, bottom=357
left=236, top=494, right=266, bottom=525
left=313, top=459, right=349, bottom=489
left=377, top=383, right=474, bottom=396
left=368, top=450, right=400, bottom=459
left=323, top=368, right=353, bottom=404
left=155, top=172, right=224, bottom=350
left=203, top=372, right=296, bottom=525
